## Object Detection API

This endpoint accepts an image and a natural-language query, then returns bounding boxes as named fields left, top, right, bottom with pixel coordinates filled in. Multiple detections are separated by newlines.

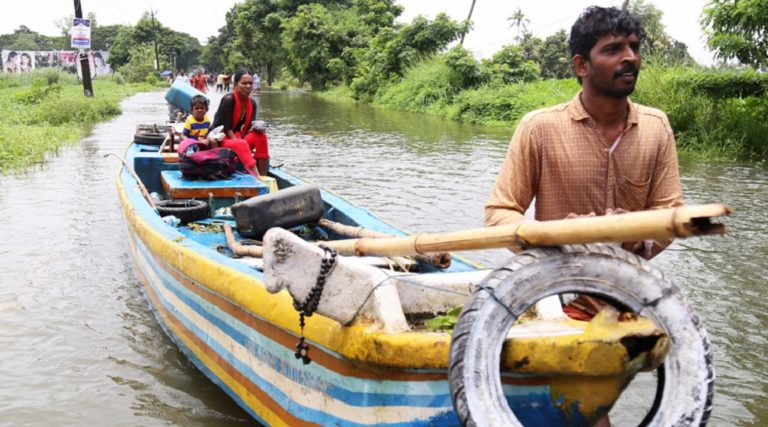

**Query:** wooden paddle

left=320, top=204, right=731, bottom=257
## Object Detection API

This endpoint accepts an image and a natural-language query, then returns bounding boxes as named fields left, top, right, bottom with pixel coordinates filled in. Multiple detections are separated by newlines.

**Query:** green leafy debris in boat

left=424, top=305, right=463, bottom=332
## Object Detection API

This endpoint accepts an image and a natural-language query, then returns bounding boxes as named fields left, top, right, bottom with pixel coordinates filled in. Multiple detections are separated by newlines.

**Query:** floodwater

left=0, top=89, right=765, bottom=426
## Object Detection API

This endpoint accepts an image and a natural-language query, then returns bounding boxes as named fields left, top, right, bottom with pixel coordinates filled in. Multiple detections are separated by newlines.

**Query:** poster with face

left=17, top=51, right=35, bottom=72
left=92, top=51, right=112, bottom=76
left=3, top=50, right=110, bottom=75
left=2, top=50, right=35, bottom=73
left=3, top=50, right=19, bottom=73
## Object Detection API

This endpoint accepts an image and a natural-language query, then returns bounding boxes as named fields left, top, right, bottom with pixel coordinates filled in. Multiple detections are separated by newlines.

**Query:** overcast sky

left=1, top=0, right=715, bottom=65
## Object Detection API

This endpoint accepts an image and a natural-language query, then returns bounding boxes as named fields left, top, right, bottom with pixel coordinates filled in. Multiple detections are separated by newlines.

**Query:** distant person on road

left=212, top=68, right=269, bottom=179
left=222, top=73, right=231, bottom=91
left=191, top=69, right=207, bottom=93
left=216, top=73, right=224, bottom=92
left=252, top=71, right=261, bottom=94
left=174, top=69, right=190, bottom=85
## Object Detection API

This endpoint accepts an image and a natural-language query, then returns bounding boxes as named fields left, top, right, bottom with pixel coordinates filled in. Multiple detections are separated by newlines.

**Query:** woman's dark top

left=212, top=92, right=258, bottom=134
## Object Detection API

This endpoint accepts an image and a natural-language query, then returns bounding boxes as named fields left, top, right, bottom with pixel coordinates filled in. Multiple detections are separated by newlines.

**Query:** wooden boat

left=117, top=133, right=726, bottom=426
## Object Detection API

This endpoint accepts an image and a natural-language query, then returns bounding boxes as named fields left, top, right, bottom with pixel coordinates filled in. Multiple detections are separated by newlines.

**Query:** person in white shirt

left=252, top=71, right=261, bottom=94
left=174, top=69, right=190, bottom=85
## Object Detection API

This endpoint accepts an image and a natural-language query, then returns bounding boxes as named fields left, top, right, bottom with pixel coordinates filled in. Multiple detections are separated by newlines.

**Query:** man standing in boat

left=485, top=5, right=683, bottom=261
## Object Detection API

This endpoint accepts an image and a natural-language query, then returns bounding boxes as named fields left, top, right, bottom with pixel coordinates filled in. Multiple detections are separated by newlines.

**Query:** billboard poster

left=71, top=18, right=91, bottom=49
left=3, top=50, right=35, bottom=73
left=2, top=50, right=110, bottom=76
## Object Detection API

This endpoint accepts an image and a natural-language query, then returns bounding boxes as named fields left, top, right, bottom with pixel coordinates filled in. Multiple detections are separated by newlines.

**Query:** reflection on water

left=0, top=90, right=764, bottom=425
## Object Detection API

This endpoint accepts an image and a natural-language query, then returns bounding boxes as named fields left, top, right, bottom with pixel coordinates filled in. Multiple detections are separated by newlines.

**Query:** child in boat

left=182, top=95, right=212, bottom=144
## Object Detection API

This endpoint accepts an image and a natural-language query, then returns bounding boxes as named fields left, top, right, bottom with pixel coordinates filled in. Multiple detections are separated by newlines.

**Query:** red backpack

left=177, top=140, right=238, bottom=180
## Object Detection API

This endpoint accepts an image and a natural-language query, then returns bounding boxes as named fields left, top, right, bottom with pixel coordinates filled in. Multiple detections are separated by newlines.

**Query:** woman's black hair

left=568, top=6, right=645, bottom=60
left=233, top=68, right=251, bottom=84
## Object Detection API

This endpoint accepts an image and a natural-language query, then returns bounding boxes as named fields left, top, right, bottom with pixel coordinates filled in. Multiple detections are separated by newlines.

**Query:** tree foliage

left=624, top=0, right=694, bottom=66
left=351, top=13, right=465, bottom=99
left=0, top=26, right=67, bottom=51
left=538, top=30, right=571, bottom=79
left=702, top=0, right=768, bottom=68
left=481, top=45, right=540, bottom=85
left=230, top=0, right=284, bottom=84
left=507, top=8, right=529, bottom=44
left=282, top=3, right=353, bottom=89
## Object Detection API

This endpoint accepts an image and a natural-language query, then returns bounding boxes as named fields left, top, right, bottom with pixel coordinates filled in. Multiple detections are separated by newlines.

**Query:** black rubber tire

left=448, top=244, right=714, bottom=427
left=134, top=131, right=166, bottom=146
left=156, top=199, right=209, bottom=224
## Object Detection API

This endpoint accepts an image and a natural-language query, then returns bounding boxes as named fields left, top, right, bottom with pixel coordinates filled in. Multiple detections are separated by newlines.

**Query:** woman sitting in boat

left=212, top=68, right=269, bottom=179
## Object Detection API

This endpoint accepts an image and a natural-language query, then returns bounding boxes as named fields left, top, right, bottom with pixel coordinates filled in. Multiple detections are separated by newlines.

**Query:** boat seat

left=160, top=170, right=269, bottom=199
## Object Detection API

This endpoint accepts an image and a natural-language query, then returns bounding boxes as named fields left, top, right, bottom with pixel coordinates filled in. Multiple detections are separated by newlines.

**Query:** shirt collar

left=568, top=91, right=639, bottom=127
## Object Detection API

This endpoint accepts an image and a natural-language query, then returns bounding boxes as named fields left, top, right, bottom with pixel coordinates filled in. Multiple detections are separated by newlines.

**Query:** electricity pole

left=73, top=0, right=94, bottom=96
left=459, top=0, right=477, bottom=46
left=150, top=10, right=160, bottom=71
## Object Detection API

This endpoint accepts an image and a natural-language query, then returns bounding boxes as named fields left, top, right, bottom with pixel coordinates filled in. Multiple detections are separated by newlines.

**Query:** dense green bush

left=448, top=79, right=579, bottom=125
left=633, top=64, right=768, bottom=159
left=481, top=45, right=541, bottom=85
left=682, top=69, right=768, bottom=99
left=1, top=76, right=148, bottom=173
left=375, top=59, right=454, bottom=112
left=342, top=52, right=767, bottom=160
left=444, top=46, right=481, bottom=90
left=12, top=82, right=62, bottom=104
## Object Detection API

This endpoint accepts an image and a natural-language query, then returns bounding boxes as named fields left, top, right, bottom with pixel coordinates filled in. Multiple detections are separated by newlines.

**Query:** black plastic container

left=231, top=184, right=325, bottom=239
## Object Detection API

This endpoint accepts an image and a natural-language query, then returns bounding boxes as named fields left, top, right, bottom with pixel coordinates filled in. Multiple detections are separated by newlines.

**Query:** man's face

left=191, top=104, right=208, bottom=121
left=582, top=32, right=641, bottom=99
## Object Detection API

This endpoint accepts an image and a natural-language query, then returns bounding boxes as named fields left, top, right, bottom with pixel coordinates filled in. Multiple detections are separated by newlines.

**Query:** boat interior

left=129, top=142, right=502, bottom=326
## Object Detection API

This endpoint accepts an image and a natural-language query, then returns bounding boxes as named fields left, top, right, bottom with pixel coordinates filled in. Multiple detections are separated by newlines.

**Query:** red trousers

left=220, top=132, right=269, bottom=168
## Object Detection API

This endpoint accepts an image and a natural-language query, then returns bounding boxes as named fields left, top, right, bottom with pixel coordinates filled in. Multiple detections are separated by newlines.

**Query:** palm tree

left=507, top=8, right=529, bottom=44
left=459, top=0, right=477, bottom=46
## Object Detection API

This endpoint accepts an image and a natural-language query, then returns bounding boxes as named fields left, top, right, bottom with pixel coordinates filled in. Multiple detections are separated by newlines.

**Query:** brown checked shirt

left=485, top=92, right=683, bottom=226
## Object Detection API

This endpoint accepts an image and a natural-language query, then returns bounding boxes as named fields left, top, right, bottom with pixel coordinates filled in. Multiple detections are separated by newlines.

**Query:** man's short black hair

left=568, top=6, right=645, bottom=60
left=190, top=94, right=209, bottom=109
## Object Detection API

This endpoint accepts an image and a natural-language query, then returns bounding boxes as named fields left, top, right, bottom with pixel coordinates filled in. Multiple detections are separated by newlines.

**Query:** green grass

left=322, top=56, right=768, bottom=162
left=633, top=64, right=768, bottom=161
left=0, top=70, right=153, bottom=173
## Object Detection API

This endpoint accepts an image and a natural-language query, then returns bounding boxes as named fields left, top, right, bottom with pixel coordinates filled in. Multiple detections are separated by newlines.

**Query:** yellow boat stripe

left=135, top=243, right=446, bottom=424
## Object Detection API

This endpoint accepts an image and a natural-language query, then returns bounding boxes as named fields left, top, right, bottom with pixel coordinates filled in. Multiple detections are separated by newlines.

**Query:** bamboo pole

left=318, top=219, right=452, bottom=269
left=226, top=221, right=444, bottom=269
left=320, top=204, right=732, bottom=257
